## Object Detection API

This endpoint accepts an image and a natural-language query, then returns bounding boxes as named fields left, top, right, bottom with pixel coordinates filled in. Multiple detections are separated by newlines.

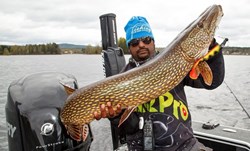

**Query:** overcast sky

left=1, top=0, right=250, bottom=47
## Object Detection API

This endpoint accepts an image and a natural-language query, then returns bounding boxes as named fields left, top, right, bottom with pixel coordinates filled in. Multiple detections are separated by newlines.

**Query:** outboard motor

left=5, top=72, right=92, bottom=151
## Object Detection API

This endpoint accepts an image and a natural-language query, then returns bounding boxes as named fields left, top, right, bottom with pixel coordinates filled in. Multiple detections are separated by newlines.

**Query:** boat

left=5, top=13, right=250, bottom=151
left=193, top=121, right=250, bottom=151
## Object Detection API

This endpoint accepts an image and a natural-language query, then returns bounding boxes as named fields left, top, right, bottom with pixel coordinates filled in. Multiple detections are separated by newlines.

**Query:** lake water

left=0, top=54, right=249, bottom=151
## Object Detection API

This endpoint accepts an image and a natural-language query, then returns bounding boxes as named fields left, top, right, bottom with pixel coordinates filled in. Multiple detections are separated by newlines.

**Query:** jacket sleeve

left=184, top=46, right=225, bottom=90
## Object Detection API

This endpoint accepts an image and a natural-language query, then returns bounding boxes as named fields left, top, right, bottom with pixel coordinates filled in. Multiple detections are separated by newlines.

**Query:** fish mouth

left=194, top=5, right=223, bottom=36
left=194, top=5, right=223, bottom=59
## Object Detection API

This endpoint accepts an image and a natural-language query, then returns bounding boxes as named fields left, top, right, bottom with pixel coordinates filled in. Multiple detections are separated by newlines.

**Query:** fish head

left=180, top=4, right=223, bottom=60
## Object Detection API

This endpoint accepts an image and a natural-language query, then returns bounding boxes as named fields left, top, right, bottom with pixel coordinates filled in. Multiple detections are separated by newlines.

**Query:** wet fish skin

left=60, top=4, right=223, bottom=141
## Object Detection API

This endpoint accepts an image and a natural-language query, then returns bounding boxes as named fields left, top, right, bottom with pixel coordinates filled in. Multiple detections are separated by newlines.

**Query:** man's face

left=128, top=37, right=155, bottom=62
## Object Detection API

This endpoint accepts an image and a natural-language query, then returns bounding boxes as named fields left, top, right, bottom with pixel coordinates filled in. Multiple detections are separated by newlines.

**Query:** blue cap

left=124, top=16, right=154, bottom=46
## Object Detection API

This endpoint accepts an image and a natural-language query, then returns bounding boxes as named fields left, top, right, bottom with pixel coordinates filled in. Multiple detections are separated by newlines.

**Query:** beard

left=136, top=48, right=150, bottom=61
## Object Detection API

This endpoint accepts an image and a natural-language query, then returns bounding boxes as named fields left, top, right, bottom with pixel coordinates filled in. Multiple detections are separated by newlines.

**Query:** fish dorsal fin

left=198, top=61, right=213, bottom=86
left=118, top=106, right=137, bottom=127
left=66, top=124, right=82, bottom=141
left=60, top=81, right=76, bottom=95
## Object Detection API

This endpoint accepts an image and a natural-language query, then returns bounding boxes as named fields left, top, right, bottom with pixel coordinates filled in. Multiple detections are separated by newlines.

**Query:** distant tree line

left=1, top=39, right=250, bottom=55
left=63, top=37, right=129, bottom=54
left=222, top=47, right=250, bottom=55
left=0, top=43, right=61, bottom=55
left=82, top=44, right=102, bottom=54
left=118, top=37, right=129, bottom=54
left=0, top=37, right=129, bottom=55
left=82, top=37, right=129, bottom=54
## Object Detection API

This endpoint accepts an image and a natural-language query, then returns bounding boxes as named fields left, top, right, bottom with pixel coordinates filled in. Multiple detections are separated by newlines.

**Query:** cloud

left=1, top=0, right=250, bottom=47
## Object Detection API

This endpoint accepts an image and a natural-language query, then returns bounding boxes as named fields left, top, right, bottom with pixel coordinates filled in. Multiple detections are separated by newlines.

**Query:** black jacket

left=111, top=44, right=225, bottom=151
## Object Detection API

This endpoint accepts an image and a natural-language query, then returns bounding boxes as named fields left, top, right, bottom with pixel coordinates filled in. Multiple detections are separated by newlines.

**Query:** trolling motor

left=100, top=13, right=126, bottom=77
left=99, top=13, right=126, bottom=150
left=5, top=72, right=92, bottom=151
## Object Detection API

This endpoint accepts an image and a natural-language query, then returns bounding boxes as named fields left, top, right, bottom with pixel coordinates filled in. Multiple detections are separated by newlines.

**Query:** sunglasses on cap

left=128, top=36, right=153, bottom=47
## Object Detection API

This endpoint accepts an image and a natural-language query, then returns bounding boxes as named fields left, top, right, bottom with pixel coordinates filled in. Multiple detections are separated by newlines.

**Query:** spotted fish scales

left=60, top=4, right=223, bottom=141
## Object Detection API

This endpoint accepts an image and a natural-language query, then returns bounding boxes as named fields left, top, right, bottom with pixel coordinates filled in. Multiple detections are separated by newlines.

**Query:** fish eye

left=197, top=22, right=204, bottom=28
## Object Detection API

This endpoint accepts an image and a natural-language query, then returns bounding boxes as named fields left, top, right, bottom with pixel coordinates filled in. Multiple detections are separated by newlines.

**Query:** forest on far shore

left=0, top=38, right=127, bottom=55
left=1, top=39, right=250, bottom=55
left=222, top=47, right=250, bottom=55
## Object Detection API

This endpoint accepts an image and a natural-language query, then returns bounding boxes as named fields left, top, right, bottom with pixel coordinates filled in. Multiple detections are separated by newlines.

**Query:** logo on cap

left=131, top=24, right=151, bottom=35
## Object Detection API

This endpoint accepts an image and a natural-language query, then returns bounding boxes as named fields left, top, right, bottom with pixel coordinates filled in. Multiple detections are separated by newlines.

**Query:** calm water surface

left=0, top=54, right=249, bottom=151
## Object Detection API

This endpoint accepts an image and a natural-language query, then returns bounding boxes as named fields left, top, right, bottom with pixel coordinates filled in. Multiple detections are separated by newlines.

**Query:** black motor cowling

left=5, top=72, right=92, bottom=151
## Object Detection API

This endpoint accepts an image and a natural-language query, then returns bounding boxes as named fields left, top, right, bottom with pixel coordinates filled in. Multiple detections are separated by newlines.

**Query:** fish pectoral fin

left=60, top=81, right=76, bottom=95
left=118, top=106, right=137, bottom=127
left=189, top=64, right=201, bottom=79
left=189, top=44, right=220, bottom=80
left=198, top=61, right=213, bottom=86
left=66, top=124, right=89, bottom=142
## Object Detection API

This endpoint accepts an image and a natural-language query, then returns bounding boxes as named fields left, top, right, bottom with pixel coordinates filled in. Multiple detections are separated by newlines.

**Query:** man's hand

left=93, top=102, right=122, bottom=120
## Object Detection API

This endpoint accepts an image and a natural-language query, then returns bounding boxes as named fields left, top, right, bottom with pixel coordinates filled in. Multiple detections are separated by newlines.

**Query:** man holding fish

left=94, top=5, right=225, bottom=151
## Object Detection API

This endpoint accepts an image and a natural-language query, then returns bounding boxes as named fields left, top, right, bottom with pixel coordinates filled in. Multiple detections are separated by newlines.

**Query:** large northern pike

left=60, top=4, right=223, bottom=141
